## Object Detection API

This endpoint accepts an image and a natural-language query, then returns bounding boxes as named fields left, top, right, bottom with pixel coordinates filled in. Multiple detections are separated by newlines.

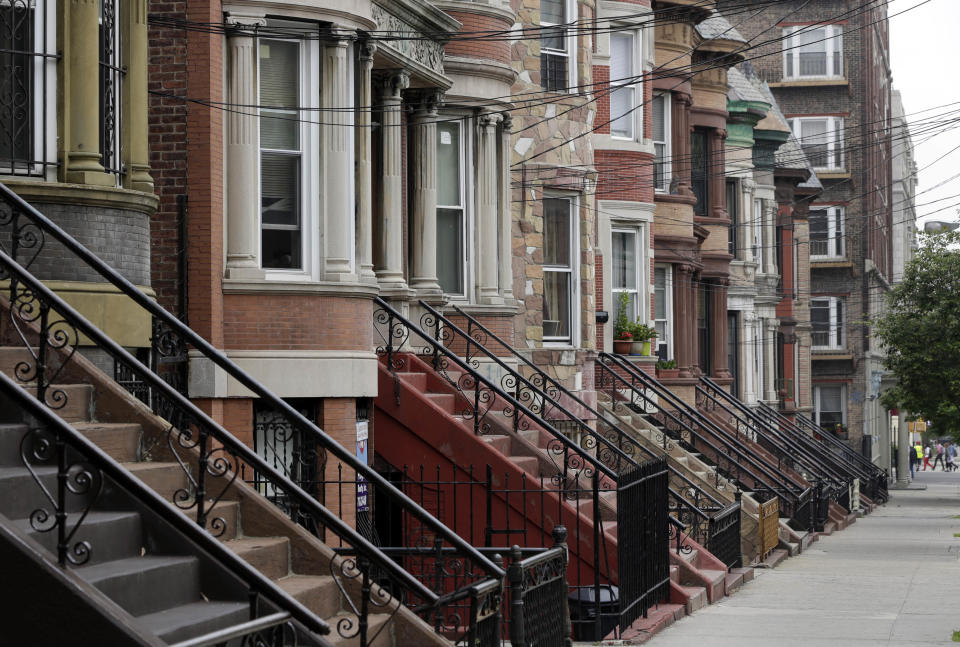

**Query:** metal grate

left=99, top=0, right=123, bottom=178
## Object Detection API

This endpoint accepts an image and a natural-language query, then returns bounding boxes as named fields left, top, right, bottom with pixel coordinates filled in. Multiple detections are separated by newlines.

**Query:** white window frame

left=256, top=34, right=321, bottom=281
left=540, top=0, right=578, bottom=92
left=652, top=92, right=671, bottom=192
left=814, top=384, right=847, bottom=429
left=608, top=29, right=642, bottom=141
left=653, top=264, right=673, bottom=359
left=611, top=224, right=648, bottom=326
left=789, top=116, right=844, bottom=171
left=809, top=206, right=845, bottom=259
left=543, top=194, right=580, bottom=346
left=1, top=0, right=57, bottom=178
left=436, top=113, right=474, bottom=300
left=811, top=297, right=845, bottom=350
left=753, top=197, right=764, bottom=266
left=783, top=25, right=843, bottom=80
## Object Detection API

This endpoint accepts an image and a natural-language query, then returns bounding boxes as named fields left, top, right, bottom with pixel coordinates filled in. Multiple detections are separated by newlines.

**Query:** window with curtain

left=809, top=206, right=845, bottom=258
left=543, top=197, right=574, bottom=342
left=654, top=265, right=672, bottom=359
left=260, top=39, right=303, bottom=270
left=811, top=297, right=845, bottom=349
left=612, top=228, right=639, bottom=323
left=436, top=120, right=466, bottom=295
left=652, top=93, right=671, bottom=192
left=609, top=31, right=639, bottom=139
left=783, top=25, right=843, bottom=79
left=540, top=0, right=571, bottom=92
left=789, top=117, right=844, bottom=170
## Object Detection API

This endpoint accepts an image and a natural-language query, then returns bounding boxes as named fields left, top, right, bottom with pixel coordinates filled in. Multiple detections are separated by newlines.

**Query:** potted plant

left=656, top=359, right=679, bottom=379
left=630, top=322, right=658, bottom=356
left=613, top=330, right=632, bottom=354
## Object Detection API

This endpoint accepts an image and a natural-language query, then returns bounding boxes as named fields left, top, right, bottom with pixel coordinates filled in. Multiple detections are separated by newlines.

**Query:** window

left=811, top=297, right=845, bottom=349
left=809, top=206, right=845, bottom=258
left=789, top=117, right=844, bottom=170
left=259, top=39, right=307, bottom=270
left=783, top=25, right=843, bottom=79
left=753, top=198, right=764, bottom=266
left=653, top=265, right=673, bottom=359
left=540, top=0, right=574, bottom=92
left=652, top=93, right=671, bottom=192
left=609, top=31, right=640, bottom=139
left=252, top=400, right=320, bottom=514
left=543, top=197, right=576, bottom=343
left=612, top=228, right=641, bottom=323
left=697, top=281, right=710, bottom=374
left=726, top=180, right=739, bottom=257
left=691, top=128, right=709, bottom=217
left=99, top=0, right=122, bottom=178
left=437, top=120, right=467, bottom=295
left=727, top=312, right=739, bottom=398
left=814, top=384, right=846, bottom=431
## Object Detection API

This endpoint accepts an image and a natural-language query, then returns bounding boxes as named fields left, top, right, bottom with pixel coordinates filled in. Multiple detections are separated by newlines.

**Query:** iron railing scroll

left=0, top=181, right=504, bottom=647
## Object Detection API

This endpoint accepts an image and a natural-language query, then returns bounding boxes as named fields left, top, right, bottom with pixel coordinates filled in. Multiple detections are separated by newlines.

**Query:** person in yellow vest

left=914, top=442, right=924, bottom=474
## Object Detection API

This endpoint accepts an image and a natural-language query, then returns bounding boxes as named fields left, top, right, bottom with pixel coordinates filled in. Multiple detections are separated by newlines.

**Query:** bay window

left=784, top=25, right=843, bottom=79
left=789, top=117, right=844, bottom=170
left=540, top=0, right=575, bottom=92
left=609, top=31, right=640, bottom=139
left=543, top=197, right=576, bottom=343
left=814, top=384, right=846, bottom=431
left=652, top=93, right=671, bottom=192
left=811, top=297, right=845, bottom=349
left=809, top=206, right=845, bottom=258
left=653, top=265, right=673, bottom=359
left=436, top=119, right=468, bottom=296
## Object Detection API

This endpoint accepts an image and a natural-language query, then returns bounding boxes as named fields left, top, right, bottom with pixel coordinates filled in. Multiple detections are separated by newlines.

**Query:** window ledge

left=223, top=278, right=381, bottom=298
left=813, top=171, right=851, bottom=180
left=770, top=78, right=848, bottom=88
left=811, top=352, right=853, bottom=361
left=594, top=135, right=656, bottom=156
left=811, top=259, right=853, bottom=269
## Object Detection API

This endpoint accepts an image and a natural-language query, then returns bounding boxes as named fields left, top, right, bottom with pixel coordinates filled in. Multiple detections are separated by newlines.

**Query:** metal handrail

left=595, top=353, right=806, bottom=510
left=420, top=301, right=728, bottom=512
left=790, top=408, right=884, bottom=475
left=0, top=370, right=332, bottom=645
left=0, top=182, right=504, bottom=605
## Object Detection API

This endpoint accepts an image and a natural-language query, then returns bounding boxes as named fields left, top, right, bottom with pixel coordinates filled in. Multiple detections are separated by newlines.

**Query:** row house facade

left=722, top=0, right=896, bottom=457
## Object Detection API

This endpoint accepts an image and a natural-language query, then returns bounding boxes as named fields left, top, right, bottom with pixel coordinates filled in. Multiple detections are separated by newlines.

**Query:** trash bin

left=568, top=585, right=619, bottom=641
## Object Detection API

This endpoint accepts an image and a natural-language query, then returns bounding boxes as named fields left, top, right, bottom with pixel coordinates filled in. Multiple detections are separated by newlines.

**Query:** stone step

left=617, top=600, right=685, bottom=642
left=517, top=428, right=540, bottom=445
left=277, top=574, right=341, bottom=620
left=507, top=455, right=539, bottom=476
left=17, top=509, right=143, bottom=566
left=725, top=570, right=745, bottom=595
left=74, top=422, right=140, bottom=462
left=0, top=465, right=94, bottom=518
left=136, top=600, right=250, bottom=645
left=424, top=392, right=456, bottom=414
left=679, top=585, right=707, bottom=614
left=757, top=548, right=788, bottom=569
left=395, top=371, right=427, bottom=391
left=18, top=383, right=95, bottom=423
left=482, top=434, right=511, bottom=455
left=124, top=461, right=190, bottom=500
left=81, top=554, right=201, bottom=617
left=730, top=566, right=754, bottom=585
left=698, top=568, right=727, bottom=590
left=329, top=612, right=394, bottom=647
left=226, top=536, right=291, bottom=580
left=0, top=423, right=28, bottom=465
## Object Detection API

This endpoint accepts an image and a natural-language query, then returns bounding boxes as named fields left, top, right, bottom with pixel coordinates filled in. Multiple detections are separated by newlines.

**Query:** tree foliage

left=877, top=231, right=960, bottom=438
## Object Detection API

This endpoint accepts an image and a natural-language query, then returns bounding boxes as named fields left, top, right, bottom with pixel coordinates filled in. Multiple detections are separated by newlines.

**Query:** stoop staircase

left=0, top=182, right=504, bottom=646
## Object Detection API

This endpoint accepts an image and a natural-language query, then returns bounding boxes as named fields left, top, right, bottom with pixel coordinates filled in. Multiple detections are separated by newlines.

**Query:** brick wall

left=443, top=11, right=512, bottom=64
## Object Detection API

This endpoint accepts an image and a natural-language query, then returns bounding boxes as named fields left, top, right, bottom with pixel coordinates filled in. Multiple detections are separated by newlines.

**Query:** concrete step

left=0, top=423, right=28, bottom=465
left=136, top=600, right=250, bottom=645
left=730, top=566, right=754, bottom=585
left=124, top=461, right=190, bottom=500
left=517, top=428, right=540, bottom=445
left=74, top=422, right=140, bottom=462
left=757, top=548, right=788, bottom=569
left=618, top=601, right=685, bottom=642
left=330, top=612, right=393, bottom=647
left=424, top=392, right=456, bottom=414
left=226, top=536, right=291, bottom=580
left=678, top=585, right=707, bottom=613
left=395, top=371, right=427, bottom=391
left=725, top=570, right=745, bottom=595
left=82, top=554, right=201, bottom=617
left=0, top=465, right=93, bottom=518
left=782, top=540, right=800, bottom=557
left=13, top=383, right=95, bottom=423
left=277, top=574, right=341, bottom=619
left=482, top=434, right=511, bottom=455
left=17, top=509, right=143, bottom=566
left=507, top=455, right=539, bottom=476
left=698, top=568, right=727, bottom=592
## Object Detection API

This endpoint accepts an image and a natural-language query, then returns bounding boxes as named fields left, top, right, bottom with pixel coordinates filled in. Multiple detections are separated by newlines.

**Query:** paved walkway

left=643, top=470, right=960, bottom=647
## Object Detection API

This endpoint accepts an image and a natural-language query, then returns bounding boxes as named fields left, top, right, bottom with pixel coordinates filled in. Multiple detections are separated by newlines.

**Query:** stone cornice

left=432, top=0, right=514, bottom=23
left=3, top=179, right=159, bottom=215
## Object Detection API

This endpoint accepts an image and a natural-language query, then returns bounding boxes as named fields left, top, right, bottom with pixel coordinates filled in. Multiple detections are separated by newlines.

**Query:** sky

left=889, top=0, right=960, bottom=230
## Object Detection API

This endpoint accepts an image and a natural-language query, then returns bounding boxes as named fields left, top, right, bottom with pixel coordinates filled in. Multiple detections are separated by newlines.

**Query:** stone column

left=121, top=0, right=153, bottom=192
left=670, top=93, right=692, bottom=195
left=323, top=39, right=355, bottom=280
left=675, top=264, right=696, bottom=378
left=896, top=411, right=910, bottom=485
left=355, top=43, right=377, bottom=283
left=710, top=278, right=731, bottom=378
left=375, top=72, right=409, bottom=290
left=408, top=91, right=442, bottom=296
left=764, top=318, right=778, bottom=402
left=477, top=112, right=503, bottom=305
left=224, top=19, right=266, bottom=279
left=64, top=0, right=111, bottom=185
left=499, top=115, right=515, bottom=301
left=709, top=129, right=727, bottom=219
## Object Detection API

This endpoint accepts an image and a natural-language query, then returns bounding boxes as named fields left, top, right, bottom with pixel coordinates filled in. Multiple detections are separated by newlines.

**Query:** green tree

left=877, top=231, right=960, bottom=439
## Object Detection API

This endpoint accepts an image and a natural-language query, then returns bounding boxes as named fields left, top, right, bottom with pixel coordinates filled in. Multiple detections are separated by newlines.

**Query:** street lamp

left=923, top=220, right=960, bottom=233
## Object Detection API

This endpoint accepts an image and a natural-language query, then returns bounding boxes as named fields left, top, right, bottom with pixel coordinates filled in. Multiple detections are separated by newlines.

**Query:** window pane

left=543, top=271, right=570, bottom=339
left=543, top=198, right=571, bottom=266
left=437, top=208, right=464, bottom=294
left=726, top=180, right=738, bottom=256
left=798, top=28, right=827, bottom=75
left=832, top=28, right=843, bottom=75
left=691, top=129, right=708, bottom=217
left=261, top=154, right=300, bottom=226
left=652, top=95, right=665, bottom=143
left=260, top=41, right=300, bottom=149
left=800, top=119, right=829, bottom=167
left=541, top=52, right=567, bottom=90
left=609, top=86, right=634, bottom=138
left=610, top=33, right=633, bottom=81
left=0, top=3, right=33, bottom=164
left=809, top=209, right=828, bottom=256
left=811, top=299, right=829, bottom=346
left=541, top=0, right=565, bottom=24
left=437, top=122, right=461, bottom=207
left=262, top=229, right=301, bottom=269
left=615, top=292, right=637, bottom=324
left=654, top=267, right=666, bottom=319
left=612, top=231, right=636, bottom=290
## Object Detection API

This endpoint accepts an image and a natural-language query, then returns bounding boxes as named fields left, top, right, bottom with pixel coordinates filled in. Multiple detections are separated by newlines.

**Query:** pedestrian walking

left=923, top=444, right=933, bottom=471
left=934, top=441, right=946, bottom=470
left=946, top=442, right=956, bottom=472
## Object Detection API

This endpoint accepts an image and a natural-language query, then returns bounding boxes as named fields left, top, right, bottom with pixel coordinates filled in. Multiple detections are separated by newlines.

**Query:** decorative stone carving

left=372, top=3, right=444, bottom=75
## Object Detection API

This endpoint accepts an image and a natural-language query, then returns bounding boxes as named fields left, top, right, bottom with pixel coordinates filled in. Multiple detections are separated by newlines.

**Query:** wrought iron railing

left=418, top=301, right=739, bottom=563
left=0, top=369, right=333, bottom=646
left=0, top=181, right=504, bottom=646
left=596, top=352, right=814, bottom=529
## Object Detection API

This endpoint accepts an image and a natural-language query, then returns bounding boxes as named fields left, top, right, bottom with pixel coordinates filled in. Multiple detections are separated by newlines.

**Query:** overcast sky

left=889, top=0, right=960, bottom=230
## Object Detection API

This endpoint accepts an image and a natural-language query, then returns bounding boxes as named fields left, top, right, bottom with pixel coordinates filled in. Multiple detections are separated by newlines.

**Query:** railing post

left=508, top=545, right=524, bottom=647
left=359, top=555, right=371, bottom=647
left=592, top=472, right=602, bottom=641
left=55, top=426, right=67, bottom=566
left=196, top=427, right=209, bottom=529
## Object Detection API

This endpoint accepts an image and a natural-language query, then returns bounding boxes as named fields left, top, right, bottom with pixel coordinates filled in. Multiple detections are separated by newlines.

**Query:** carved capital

left=379, top=71, right=410, bottom=99
left=408, top=89, right=444, bottom=118
left=358, top=41, right=377, bottom=64
left=501, top=113, right=513, bottom=133
left=479, top=111, right=503, bottom=130
left=224, top=14, right=268, bottom=30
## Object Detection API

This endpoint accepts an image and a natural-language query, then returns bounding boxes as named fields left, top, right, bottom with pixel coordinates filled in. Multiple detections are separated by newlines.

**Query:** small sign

left=440, top=130, right=452, bottom=145
left=356, top=420, right=369, bottom=512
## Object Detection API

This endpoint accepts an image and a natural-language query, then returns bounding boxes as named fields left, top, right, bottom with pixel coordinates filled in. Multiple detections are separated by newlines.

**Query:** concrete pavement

left=640, top=470, right=960, bottom=647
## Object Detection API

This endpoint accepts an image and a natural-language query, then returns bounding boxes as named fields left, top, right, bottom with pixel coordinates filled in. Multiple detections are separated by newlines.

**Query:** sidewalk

left=636, top=471, right=960, bottom=646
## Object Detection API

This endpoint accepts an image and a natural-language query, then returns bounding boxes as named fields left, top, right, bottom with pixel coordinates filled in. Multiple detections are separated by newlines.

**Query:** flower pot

left=642, top=340, right=652, bottom=356
left=656, top=368, right=680, bottom=380
left=630, top=341, right=644, bottom=355
left=613, top=340, right=632, bottom=354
